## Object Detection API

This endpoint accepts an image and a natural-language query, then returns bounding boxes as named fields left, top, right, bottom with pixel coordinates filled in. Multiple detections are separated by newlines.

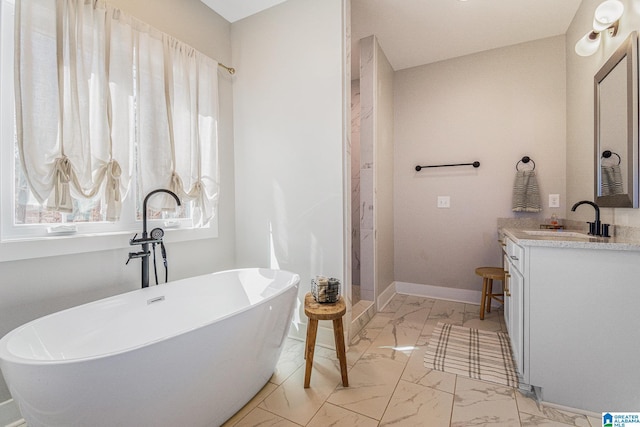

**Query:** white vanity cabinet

left=502, top=229, right=640, bottom=413
left=503, top=238, right=526, bottom=383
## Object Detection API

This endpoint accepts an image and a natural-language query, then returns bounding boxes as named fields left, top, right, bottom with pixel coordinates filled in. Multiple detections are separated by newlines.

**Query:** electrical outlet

left=437, top=196, right=450, bottom=208
left=549, top=194, right=560, bottom=208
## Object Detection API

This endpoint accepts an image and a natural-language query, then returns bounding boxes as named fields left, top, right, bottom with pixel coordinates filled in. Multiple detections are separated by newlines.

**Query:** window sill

left=0, top=220, right=218, bottom=262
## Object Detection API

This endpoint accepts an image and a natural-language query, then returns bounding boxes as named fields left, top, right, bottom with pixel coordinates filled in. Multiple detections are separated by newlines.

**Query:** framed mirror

left=594, top=31, right=639, bottom=208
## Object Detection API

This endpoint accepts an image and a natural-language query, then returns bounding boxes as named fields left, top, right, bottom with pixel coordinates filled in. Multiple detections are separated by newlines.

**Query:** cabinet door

left=507, top=266, right=524, bottom=376
left=503, top=254, right=510, bottom=329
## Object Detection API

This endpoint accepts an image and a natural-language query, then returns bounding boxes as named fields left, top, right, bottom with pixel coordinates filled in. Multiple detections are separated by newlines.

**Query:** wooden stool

left=475, top=267, right=505, bottom=320
left=303, top=292, right=348, bottom=388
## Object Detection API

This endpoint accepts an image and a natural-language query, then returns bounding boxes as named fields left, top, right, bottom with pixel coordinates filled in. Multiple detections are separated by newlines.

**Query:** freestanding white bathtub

left=0, top=268, right=300, bottom=427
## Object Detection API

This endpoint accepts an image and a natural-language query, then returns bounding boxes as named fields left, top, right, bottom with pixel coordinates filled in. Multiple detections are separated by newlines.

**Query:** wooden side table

left=303, top=292, right=348, bottom=388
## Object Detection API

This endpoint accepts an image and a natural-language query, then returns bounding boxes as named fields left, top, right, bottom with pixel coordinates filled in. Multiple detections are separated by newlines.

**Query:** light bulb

left=575, top=31, right=601, bottom=57
left=594, top=0, right=624, bottom=27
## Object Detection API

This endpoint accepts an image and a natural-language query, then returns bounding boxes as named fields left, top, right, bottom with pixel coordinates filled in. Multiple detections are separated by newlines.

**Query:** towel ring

left=516, top=156, right=535, bottom=171
left=601, top=150, right=621, bottom=165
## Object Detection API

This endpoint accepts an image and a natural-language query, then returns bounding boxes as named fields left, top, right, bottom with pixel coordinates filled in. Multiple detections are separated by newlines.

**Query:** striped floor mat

left=424, top=322, right=519, bottom=388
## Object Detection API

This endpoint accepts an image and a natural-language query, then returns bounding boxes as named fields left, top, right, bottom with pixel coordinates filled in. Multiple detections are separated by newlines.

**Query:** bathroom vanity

left=501, top=229, right=640, bottom=413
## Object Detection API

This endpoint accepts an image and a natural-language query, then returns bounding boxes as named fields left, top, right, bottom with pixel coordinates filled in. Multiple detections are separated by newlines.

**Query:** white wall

left=0, top=0, right=236, bottom=402
left=566, top=0, right=640, bottom=227
left=231, top=0, right=346, bottom=342
left=394, top=36, right=567, bottom=292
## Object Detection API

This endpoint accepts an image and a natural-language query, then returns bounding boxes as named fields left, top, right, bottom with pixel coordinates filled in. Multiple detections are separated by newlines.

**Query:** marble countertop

left=501, top=228, right=640, bottom=252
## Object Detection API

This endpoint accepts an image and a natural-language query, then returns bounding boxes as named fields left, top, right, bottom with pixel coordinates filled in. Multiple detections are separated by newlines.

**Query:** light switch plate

left=437, top=196, right=450, bottom=208
left=549, top=194, right=560, bottom=208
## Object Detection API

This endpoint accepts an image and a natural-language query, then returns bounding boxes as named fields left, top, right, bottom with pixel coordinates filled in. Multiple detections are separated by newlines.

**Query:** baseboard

left=377, top=281, right=396, bottom=311
left=395, top=281, right=500, bottom=307
left=0, top=399, right=23, bottom=427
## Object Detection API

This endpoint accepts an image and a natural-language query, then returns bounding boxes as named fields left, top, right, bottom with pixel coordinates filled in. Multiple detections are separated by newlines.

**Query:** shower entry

left=351, top=79, right=374, bottom=309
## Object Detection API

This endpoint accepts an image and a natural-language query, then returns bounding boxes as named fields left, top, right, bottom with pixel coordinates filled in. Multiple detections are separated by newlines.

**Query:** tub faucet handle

left=126, top=250, right=149, bottom=265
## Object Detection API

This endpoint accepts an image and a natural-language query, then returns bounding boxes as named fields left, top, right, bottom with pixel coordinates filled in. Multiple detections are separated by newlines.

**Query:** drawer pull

left=510, top=255, right=519, bottom=261
left=505, top=273, right=511, bottom=297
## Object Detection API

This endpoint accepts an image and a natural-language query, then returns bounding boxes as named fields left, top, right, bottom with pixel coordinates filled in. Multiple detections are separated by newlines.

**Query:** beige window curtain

left=135, top=24, right=219, bottom=226
left=15, top=0, right=219, bottom=226
left=162, top=38, right=219, bottom=227
left=15, top=0, right=133, bottom=220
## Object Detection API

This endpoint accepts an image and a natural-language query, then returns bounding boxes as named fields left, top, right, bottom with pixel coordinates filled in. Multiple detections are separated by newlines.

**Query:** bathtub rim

left=0, top=268, right=300, bottom=366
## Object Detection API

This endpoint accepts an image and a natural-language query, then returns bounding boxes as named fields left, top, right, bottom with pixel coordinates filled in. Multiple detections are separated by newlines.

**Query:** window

left=0, top=0, right=219, bottom=259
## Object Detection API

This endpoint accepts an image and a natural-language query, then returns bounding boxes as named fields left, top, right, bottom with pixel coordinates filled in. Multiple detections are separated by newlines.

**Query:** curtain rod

left=218, top=63, right=236, bottom=75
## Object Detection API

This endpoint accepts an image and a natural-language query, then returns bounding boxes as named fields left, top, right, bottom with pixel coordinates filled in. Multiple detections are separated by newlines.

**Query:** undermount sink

left=523, top=230, right=593, bottom=239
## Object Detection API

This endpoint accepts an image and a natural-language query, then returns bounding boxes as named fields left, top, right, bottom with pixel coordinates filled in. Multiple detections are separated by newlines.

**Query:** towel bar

left=415, top=161, right=480, bottom=171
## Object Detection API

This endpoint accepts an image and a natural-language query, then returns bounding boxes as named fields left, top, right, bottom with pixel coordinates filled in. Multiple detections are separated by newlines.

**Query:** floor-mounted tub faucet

left=571, top=200, right=609, bottom=237
left=127, top=189, right=181, bottom=288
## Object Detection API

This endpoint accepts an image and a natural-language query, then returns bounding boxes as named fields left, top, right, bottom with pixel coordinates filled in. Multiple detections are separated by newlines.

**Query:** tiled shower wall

left=358, top=35, right=376, bottom=303
left=351, top=81, right=361, bottom=291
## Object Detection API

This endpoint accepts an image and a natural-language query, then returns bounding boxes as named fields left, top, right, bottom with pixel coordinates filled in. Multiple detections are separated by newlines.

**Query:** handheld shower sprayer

left=150, top=227, right=164, bottom=240
left=149, top=227, right=168, bottom=284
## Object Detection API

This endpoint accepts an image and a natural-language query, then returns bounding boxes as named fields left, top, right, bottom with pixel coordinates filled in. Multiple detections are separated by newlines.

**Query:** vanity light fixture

left=575, top=0, right=624, bottom=57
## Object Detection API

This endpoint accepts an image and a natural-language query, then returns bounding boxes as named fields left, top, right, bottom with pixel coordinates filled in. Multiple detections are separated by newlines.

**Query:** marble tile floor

left=223, top=294, right=601, bottom=427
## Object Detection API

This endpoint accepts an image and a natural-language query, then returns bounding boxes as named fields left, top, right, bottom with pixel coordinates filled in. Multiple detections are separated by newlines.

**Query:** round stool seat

left=475, top=267, right=506, bottom=280
left=303, top=293, right=348, bottom=388
left=304, top=293, right=346, bottom=319
left=475, top=267, right=505, bottom=320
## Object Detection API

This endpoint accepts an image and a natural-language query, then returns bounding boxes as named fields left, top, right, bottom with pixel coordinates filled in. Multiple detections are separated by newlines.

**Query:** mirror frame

left=594, top=31, right=639, bottom=208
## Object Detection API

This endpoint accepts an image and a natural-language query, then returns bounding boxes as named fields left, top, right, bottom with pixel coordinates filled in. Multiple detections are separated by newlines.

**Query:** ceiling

left=200, top=0, right=287, bottom=23
left=201, top=0, right=582, bottom=75
left=351, top=0, right=581, bottom=76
